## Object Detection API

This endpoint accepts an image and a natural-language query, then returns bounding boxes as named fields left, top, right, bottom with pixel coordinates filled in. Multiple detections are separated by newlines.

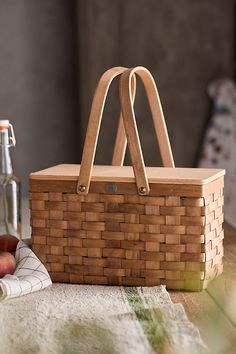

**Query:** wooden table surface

left=170, top=223, right=236, bottom=353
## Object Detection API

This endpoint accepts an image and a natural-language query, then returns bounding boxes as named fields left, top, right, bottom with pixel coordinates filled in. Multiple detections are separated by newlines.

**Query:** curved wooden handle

left=111, top=110, right=127, bottom=166
left=119, top=66, right=174, bottom=195
left=111, top=77, right=136, bottom=166
left=77, top=67, right=136, bottom=194
left=113, top=69, right=174, bottom=167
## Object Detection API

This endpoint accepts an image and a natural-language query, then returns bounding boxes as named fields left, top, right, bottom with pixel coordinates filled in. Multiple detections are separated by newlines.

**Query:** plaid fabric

left=0, top=241, right=52, bottom=300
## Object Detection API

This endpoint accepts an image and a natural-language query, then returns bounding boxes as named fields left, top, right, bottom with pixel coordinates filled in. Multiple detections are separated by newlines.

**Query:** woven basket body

left=30, top=166, right=224, bottom=291
left=30, top=66, right=224, bottom=291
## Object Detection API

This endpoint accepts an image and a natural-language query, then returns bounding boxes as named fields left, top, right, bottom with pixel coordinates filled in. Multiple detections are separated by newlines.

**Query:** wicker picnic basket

left=30, top=66, right=224, bottom=291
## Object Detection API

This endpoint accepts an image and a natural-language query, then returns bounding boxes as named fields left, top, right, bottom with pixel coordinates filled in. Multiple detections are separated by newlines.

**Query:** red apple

left=0, top=251, right=16, bottom=278
left=0, top=234, right=19, bottom=253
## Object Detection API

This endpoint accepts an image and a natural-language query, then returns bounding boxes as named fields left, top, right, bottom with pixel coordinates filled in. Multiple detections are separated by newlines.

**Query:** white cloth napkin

left=0, top=241, right=52, bottom=301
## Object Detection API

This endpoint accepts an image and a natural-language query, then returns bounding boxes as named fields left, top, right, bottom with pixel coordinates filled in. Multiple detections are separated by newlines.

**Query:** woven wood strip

left=29, top=176, right=224, bottom=197
left=30, top=178, right=224, bottom=291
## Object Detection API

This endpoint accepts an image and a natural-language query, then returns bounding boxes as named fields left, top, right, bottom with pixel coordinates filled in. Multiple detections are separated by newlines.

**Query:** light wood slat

left=30, top=164, right=225, bottom=185
left=111, top=106, right=127, bottom=166
left=119, top=67, right=175, bottom=194
left=120, top=66, right=175, bottom=170
left=29, top=178, right=223, bottom=198
left=77, top=66, right=130, bottom=195
left=112, top=74, right=136, bottom=166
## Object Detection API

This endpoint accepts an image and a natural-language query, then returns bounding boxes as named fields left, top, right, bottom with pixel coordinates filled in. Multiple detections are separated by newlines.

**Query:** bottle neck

left=0, top=129, right=13, bottom=175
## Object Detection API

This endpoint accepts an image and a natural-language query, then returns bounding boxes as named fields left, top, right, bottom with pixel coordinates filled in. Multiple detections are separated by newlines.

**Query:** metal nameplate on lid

left=105, top=183, right=117, bottom=193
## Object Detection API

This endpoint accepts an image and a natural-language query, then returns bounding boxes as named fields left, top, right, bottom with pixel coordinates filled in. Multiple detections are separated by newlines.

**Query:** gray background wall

left=0, top=0, right=79, bottom=195
left=0, top=0, right=234, bottom=196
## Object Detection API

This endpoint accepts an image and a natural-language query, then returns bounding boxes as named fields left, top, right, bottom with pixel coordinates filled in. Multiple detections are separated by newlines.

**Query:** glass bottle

left=0, top=120, right=21, bottom=253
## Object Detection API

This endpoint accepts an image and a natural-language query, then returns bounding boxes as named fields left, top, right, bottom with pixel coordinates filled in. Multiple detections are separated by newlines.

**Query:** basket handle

left=112, top=69, right=174, bottom=167
left=111, top=113, right=127, bottom=166
left=77, top=66, right=136, bottom=194
left=119, top=66, right=174, bottom=195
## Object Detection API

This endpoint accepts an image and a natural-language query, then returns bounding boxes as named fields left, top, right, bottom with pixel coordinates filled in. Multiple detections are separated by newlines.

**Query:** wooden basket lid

left=30, top=164, right=225, bottom=186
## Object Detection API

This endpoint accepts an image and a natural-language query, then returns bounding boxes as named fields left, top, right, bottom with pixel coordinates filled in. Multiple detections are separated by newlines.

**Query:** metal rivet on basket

left=79, top=185, right=86, bottom=192
left=139, top=186, right=147, bottom=194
